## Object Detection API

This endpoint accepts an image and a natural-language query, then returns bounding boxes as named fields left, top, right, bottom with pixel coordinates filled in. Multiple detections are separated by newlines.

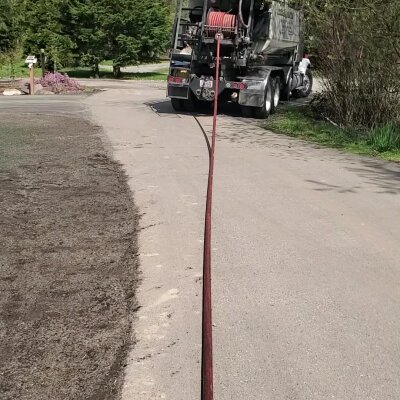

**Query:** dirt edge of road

left=0, top=113, right=140, bottom=400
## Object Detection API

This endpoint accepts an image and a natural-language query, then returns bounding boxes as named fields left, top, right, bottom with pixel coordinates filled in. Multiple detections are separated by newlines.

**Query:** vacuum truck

left=167, top=0, right=312, bottom=118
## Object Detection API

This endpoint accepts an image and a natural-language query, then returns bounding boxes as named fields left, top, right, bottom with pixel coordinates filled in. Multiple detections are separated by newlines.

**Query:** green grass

left=0, top=61, right=42, bottom=79
left=61, top=67, right=168, bottom=81
left=264, top=107, right=400, bottom=162
left=0, top=59, right=168, bottom=80
left=100, top=60, right=114, bottom=66
left=367, top=124, right=400, bottom=153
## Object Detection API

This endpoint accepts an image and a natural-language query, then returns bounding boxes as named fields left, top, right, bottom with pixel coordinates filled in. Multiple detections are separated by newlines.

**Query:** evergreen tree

left=0, top=0, right=25, bottom=54
left=0, top=0, right=26, bottom=78
left=62, top=0, right=108, bottom=75
left=102, top=0, right=171, bottom=76
left=1, top=0, right=171, bottom=76
left=64, top=0, right=171, bottom=76
left=24, top=0, right=75, bottom=70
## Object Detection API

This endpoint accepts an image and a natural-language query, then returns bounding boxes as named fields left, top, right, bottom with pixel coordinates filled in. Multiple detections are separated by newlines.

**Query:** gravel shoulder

left=0, top=110, right=139, bottom=400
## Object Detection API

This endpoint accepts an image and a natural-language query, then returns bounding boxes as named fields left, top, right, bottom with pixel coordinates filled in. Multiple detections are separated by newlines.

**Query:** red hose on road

left=201, top=32, right=222, bottom=400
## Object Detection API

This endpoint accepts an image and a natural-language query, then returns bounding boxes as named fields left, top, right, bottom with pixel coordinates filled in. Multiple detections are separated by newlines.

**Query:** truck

left=167, top=0, right=312, bottom=118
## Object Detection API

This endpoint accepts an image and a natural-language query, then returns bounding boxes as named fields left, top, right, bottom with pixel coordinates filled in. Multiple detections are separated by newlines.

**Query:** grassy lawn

left=61, top=67, right=168, bottom=80
left=0, top=60, right=168, bottom=80
left=0, top=61, right=42, bottom=79
left=264, top=106, right=400, bottom=162
left=100, top=60, right=114, bottom=66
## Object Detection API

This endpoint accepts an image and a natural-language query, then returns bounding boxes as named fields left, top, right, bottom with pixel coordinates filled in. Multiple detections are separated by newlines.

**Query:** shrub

left=304, top=0, right=400, bottom=129
left=37, top=72, right=81, bottom=93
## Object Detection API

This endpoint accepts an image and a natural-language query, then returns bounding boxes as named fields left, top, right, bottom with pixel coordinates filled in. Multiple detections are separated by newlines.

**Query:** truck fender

left=239, top=67, right=279, bottom=108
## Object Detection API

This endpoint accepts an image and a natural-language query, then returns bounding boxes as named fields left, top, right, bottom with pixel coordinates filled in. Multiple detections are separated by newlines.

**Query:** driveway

left=85, top=81, right=400, bottom=400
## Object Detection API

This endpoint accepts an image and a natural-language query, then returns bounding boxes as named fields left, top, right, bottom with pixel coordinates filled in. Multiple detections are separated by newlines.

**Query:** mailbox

left=25, top=56, right=38, bottom=69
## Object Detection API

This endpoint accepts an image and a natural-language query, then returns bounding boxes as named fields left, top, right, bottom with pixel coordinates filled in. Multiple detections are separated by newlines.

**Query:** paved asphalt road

left=85, top=82, right=400, bottom=400
left=2, top=81, right=398, bottom=399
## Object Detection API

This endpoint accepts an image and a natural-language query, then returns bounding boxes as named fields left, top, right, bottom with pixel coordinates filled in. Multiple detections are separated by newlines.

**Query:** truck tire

left=281, top=75, right=292, bottom=101
left=171, top=98, right=184, bottom=112
left=254, top=77, right=273, bottom=119
left=271, top=76, right=280, bottom=114
left=292, top=69, right=313, bottom=98
left=182, top=91, right=198, bottom=112
left=241, top=105, right=253, bottom=118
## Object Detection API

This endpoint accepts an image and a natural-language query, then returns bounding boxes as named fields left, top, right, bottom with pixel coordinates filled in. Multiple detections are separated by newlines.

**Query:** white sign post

left=25, top=56, right=38, bottom=95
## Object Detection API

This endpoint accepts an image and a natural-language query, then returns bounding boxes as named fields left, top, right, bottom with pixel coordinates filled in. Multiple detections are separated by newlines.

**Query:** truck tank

left=252, top=2, right=303, bottom=56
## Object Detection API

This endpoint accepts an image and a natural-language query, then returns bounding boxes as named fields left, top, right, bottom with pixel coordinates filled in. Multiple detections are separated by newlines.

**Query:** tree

left=1, top=0, right=171, bottom=77
left=102, top=0, right=171, bottom=76
left=63, top=0, right=171, bottom=77
left=0, top=0, right=26, bottom=78
left=0, top=0, right=24, bottom=53
left=61, top=0, right=108, bottom=76
left=24, top=0, right=75, bottom=70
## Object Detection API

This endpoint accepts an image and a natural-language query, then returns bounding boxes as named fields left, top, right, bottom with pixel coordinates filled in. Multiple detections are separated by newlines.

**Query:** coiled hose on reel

left=205, top=11, right=237, bottom=38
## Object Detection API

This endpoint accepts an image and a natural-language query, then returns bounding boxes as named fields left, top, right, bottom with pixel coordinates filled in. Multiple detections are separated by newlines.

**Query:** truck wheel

left=293, top=69, right=313, bottom=98
left=171, top=98, right=184, bottom=112
left=281, top=75, right=292, bottom=101
left=271, top=77, right=280, bottom=114
left=182, top=92, right=198, bottom=112
left=241, top=105, right=253, bottom=118
left=254, top=77, right=273, bottom=119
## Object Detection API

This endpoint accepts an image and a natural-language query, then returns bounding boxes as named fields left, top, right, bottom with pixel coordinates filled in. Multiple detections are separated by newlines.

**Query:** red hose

left=201, top=33, right=222, bottom=400
left=206, top=11, right=236, bottom=37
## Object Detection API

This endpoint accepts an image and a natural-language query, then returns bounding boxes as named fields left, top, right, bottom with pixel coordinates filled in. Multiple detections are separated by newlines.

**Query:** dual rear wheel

left=241, top=76, right=281, bottom=119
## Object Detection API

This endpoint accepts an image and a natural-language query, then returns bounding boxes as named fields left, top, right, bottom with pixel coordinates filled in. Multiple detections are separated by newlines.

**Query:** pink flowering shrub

left=37, top=72, right=82, bottom=93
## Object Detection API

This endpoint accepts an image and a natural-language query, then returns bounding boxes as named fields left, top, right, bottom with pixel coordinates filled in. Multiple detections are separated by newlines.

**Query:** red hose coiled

left=206, top=11, right=236, bottom=38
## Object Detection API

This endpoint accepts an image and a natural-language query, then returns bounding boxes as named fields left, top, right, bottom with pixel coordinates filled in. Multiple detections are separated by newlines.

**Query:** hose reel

left=205, top=11, right=237, bottom=38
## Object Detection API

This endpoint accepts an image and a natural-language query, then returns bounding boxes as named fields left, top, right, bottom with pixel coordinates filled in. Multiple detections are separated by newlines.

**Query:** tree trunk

left=93, top=63, right=99, bottom=78
left=113, top=65, right=121, bottom=78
